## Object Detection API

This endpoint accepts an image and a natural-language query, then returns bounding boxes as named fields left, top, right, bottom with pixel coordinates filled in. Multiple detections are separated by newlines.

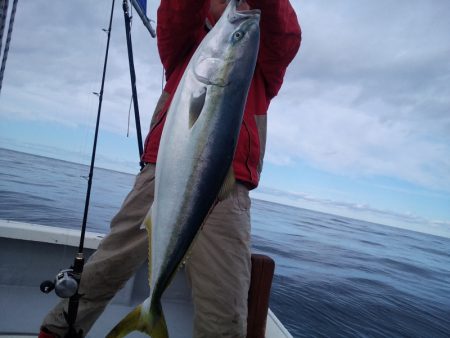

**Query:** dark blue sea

left=1, top=147, right=449, bottom=337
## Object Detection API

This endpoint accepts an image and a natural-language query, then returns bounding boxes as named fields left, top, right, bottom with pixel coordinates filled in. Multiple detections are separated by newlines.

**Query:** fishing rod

left=122, top=0, right=157, bottom=168
left=0, top=0, right=19, bottom=96
left=40, top=0, right=116, bottom=336
left=130, top=0, right=156, bottom=38
left=123, top=0, right=145, bottom=168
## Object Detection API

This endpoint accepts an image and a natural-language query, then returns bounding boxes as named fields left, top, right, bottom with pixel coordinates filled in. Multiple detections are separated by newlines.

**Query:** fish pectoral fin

left=189, top=87, right=207, bottom=128
left=218, top=167, right=236, bottom=201
left=106, top=302, right=168, bottom=338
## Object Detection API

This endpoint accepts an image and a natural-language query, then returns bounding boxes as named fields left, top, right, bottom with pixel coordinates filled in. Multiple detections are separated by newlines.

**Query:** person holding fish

left=39, top=0, right=300, bottom=337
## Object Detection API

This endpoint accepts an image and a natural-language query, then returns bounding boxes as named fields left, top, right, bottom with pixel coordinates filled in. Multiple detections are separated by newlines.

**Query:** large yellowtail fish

left=106, top=1, right=260, bottom=337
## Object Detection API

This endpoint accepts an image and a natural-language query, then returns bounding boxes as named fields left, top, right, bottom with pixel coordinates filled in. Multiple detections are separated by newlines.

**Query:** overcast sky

left=1, top=1, right=449, bottom=237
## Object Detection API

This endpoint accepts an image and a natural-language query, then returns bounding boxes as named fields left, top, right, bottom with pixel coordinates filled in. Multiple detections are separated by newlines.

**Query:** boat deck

left=0, top=220, right=292, bottom=337
left=0, top=285, right=193, bottom=337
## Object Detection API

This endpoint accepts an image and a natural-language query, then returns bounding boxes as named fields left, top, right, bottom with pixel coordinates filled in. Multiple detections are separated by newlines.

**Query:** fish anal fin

left=189, top=87, right=207, bottom=128
left=218, top=167, right=235, bottom=201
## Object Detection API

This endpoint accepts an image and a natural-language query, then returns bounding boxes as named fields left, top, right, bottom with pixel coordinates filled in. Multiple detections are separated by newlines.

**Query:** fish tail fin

left=106, top=302, right=168, bottom=338
left=105, top=304, right=143, bottom=338
left=148, top=302, right=169, bottom=338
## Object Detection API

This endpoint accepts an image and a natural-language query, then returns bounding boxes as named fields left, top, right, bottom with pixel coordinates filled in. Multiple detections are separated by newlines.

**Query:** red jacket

left=142, top=0, right=301, bottom=189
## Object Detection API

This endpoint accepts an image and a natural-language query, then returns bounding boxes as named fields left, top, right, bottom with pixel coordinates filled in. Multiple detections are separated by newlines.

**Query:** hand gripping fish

left=106, top=1, right=260, bottom=337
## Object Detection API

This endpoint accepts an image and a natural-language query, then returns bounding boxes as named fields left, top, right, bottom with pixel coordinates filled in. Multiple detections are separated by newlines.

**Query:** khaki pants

left=42, top=164, right=251, bottom=338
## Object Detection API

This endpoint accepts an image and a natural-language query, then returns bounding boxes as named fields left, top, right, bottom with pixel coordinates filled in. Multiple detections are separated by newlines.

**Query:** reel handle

left=40, top=280, right=55, bottom=294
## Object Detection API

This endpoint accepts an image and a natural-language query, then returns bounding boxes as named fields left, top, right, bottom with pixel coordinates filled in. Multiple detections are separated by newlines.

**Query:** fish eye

left=232, top=30, right=245, bottom=41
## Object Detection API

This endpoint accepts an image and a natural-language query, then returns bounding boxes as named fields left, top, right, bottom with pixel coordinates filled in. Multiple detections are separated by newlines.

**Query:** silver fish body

left=107, top=1, right=260, bottom=337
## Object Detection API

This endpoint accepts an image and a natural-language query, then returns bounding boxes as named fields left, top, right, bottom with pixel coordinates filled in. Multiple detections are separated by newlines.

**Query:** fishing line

left=127, top=95, right=133, bottom=137
left=161, top=65, right=164, bottom=92
left=77, top=0, right=113, bottom=180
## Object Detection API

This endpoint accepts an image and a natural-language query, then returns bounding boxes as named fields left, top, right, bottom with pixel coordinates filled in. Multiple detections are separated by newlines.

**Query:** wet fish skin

left=106, top=1, right=260, bottom=337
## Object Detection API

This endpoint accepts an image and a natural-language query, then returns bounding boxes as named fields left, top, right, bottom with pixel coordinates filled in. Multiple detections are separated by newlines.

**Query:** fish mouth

left=228, top=2, right=261, bottom=23
left=228, top=9, right=261, bottom=24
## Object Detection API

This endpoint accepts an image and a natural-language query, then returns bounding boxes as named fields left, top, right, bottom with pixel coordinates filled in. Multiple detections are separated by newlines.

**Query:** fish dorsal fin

left=189, top=87, right=207, bottom=128
left=218, top=167, right=236, bottom=201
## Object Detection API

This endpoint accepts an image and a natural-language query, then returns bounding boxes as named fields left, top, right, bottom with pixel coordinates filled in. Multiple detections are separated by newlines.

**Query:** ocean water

left=1, top=147, right=450, bottom=337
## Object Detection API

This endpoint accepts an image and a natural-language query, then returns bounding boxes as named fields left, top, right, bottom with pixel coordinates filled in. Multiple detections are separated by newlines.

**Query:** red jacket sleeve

left=247, top=0, right=302, bottom=100
left=157, top=0, right=210, bottom=80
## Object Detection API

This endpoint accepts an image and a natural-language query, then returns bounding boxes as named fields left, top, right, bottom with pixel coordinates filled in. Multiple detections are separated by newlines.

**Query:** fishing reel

left=40, top=268, right=79, bottom=298
left=40, top=254, right=85, bottom=336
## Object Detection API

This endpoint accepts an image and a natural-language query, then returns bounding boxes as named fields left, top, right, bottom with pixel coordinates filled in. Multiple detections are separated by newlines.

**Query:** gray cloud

left=1, top=1, right=161, bottom=134
left=267, top=0, right=450, bottom=191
